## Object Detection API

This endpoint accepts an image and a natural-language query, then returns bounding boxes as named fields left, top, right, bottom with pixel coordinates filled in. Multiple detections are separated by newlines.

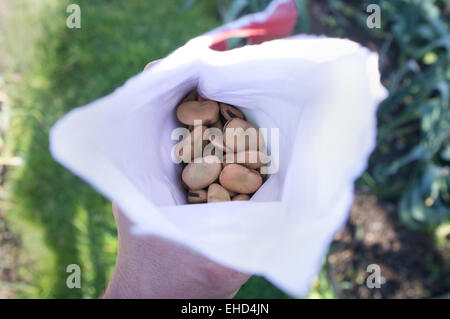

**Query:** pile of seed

left=174, top=89, right=270, bottom=204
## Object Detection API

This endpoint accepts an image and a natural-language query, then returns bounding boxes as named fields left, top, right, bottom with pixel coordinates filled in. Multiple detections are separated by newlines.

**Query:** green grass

left=1, top=0, right=321, bottom=299
left=235, top=276, right=292, bottom=299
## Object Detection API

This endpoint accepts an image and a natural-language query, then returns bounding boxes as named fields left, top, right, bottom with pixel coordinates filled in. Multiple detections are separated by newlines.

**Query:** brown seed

left=227, top=189, right=237, bottom=197
left=211, top=119, right=224, bottom=130
left=176, top=100, right=219, bottom=126
left=223, top=118, right=264, bottom=152
left=259, top=166, right=269, bottom=180
left=219, top=164, right=263, bottom=194
left=220, top=103, right=245, bottom=121
left=223, top=150, right=270, bottom=169
left=187, top=189, right=207, bottom=203
left=204, top=142, right=227, bottom=161
left=223, top=118, right=233, bottom=130
left=182, top=155, right=222, bottom=190
left=207, top=183, right=231, bottom=202
left=222, top=161, right=231, bottom=167
left=232, top=194, right=250, bottom=201
left=208, top=134, right=233, bottom=154
left=174, top=126, right=207, bottom=163
left=181, top=89, right=198, bottom=103
left=204, top=126, right=232, bottom=154
left=202, top=142, right=215, bottom=156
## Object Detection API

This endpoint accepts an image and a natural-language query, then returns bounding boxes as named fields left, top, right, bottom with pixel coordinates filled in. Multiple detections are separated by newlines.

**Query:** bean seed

left=176, top=100, right=219, bottom=126
left=207, top=183, right=231, bottom=202
left=220, top=103, right=245, bottom=121
left=182, top=155, right=222, bottom=190
left=174, top=125, right=207, bottom=163
left=208, top=134, right=232, bottom=154
left=181, top=89, right=198, bottom=103
left=187, top=189, right=207, bottom=203
left=219, top=164, right=263, bottom=194
left=173, top=92, right=270, bottom=204
left=223, top=150, right=270, bottom=169
left=259, top=166, right=268, bottom=180
left=232, top=194, right=250, bottom=201
left=227, top=189, right=237, bottom=197
left=223, top=118, right=264, bottom=152
left=211, top=119, right=224, bottom=130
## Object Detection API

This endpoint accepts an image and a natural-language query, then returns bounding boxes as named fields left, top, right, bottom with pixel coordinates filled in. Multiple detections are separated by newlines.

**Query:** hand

left=103, top=204, right=250, bottom=298
left=104, top=60, right=250, bottom=298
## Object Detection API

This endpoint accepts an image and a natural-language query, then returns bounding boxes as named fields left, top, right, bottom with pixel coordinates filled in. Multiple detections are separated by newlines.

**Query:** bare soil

left=0, top=211, right=20, bottom=298
left=328, top=193, right=450, bottom=298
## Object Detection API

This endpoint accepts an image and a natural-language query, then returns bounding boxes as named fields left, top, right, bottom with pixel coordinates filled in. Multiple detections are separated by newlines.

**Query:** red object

left=210, top=0, right=299, bottom=51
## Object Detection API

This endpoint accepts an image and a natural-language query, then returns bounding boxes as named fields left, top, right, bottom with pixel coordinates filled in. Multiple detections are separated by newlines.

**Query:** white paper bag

left=49, top=0, right=387, bottom=296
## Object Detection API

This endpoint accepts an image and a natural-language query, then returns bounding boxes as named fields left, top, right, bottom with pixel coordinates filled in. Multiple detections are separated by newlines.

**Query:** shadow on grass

left=235, top=276, right=292, bottom=299
left=9, top=0, right=225, bottom=298
left=9, top=0, right=293, bottom=298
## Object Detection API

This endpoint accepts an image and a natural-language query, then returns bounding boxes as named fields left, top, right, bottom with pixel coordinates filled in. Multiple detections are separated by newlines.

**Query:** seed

left=205, top=126, right=232, bottom=154
left=223, top=118, right=264, bottom=152
left=181, top=89, right=198, bottom=103
left=259, top=166, right=268, bottom=180
left=223, top=150, right=270, bottom=169
left=227, top=189, right=237, bottom=197
left=219, top=164, right=263, bottom=194
left=208, top=133, right=233, bottom=154
left=187, top=189, right=207, bottom=203
left=232, top=194, right=250, bottom=201
left=220, top=103, right=246, bottom=121
left=207, top=183, right=231, bottom=202
left=223, top=118, right=233, bottom=130
left=176, top=100, right=219, bottom=126
left=175, top=96, right=270, bottom=204
left=211, top=119, right=224, bottom=130
left=182, top=155, right=222, bottom=190
left=203, top=143, right=227, bottom=163
left=174, top=126, right=207, bottom=163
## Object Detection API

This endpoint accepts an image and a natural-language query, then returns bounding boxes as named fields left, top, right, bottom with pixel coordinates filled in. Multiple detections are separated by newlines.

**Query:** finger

left=143, top=59, right=162, bottom=71
left=111, top=203, right=134, bottom=230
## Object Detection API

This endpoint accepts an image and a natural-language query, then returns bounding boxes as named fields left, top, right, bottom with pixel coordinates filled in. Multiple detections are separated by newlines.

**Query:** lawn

left=2, top=0, right=447, bottom=299
left=0, top=0, right=309, bottom=298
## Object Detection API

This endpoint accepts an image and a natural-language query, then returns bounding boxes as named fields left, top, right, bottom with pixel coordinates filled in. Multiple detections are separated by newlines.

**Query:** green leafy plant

left=329, top=0, right=450, bottom=230
left=222, top=0, right=450, bottom=229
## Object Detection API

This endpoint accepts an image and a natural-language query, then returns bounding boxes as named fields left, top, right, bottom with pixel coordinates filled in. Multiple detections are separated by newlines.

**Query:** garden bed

left=329, top=193, right=450, bottom=298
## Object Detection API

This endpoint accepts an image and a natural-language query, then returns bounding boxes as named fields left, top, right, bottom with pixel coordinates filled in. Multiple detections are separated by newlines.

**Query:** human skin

left=104, top=60, right=250, bottom=298
left=103, top=204, right=251, bottom=298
